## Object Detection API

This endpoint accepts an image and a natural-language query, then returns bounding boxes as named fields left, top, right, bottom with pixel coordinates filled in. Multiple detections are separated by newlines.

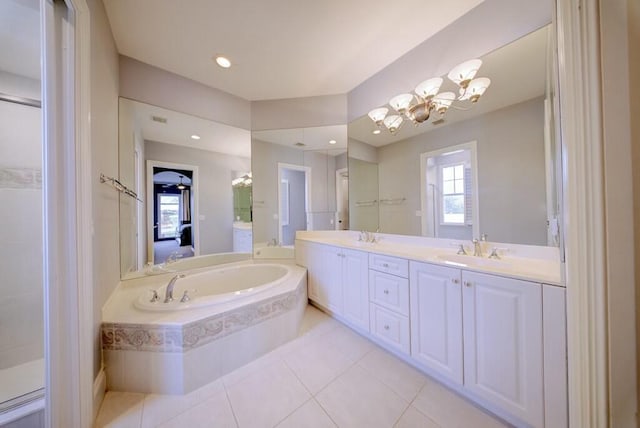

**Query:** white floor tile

left=283, top=336, right=353, bottom=394
left=394, top=406, right=440, bottom=428
left=320, top=325, right=374, bottom=363
left=412, top=381, right=508, bottom=428
left=275, top=399, right=337, bottom=428
left=358, top=349, right=427, bottom=402
left=157, top=390, right=237, bottom=428
left=298, top=305, right=341, bottom=337
left=222, top=349, right=282, bottom=389
left=225, top=360, right=310, bottom=428
left=94, top=391, right=144, bottom=428
left=316, top=365, right=409, bottom=428
left=139, top=378, right=226, bottom=427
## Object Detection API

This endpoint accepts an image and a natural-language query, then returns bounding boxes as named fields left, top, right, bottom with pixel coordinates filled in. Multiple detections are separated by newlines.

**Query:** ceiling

left=252, top=125, right=347, bottom=154
left=348, top=25, right=549, bottom=147
left=0, top=0, right=40, bottom=80
left=127, top=99, right=251, bottom=158
left=103, top=0, right=484, bottom=101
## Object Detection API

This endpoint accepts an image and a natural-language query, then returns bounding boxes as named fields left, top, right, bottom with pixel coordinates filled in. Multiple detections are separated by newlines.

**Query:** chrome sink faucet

left=471, top=233, right=488, bottom=257
left=472, top=239, right=482, bottom=257
left=164, top=274, right=186, bottom=303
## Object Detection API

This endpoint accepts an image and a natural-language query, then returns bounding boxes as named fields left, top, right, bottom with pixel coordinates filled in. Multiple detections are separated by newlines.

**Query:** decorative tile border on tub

left=0, top=167, right=42, bottom=189
left=102, top=280, right=305, bottom=353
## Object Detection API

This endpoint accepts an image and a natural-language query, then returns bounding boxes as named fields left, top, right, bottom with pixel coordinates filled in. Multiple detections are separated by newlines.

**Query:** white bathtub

left=135, top=263, right=292, bottom=311
left=253, top=244, right=295, bottom=259
left=102, top=260, right=307, bottom=394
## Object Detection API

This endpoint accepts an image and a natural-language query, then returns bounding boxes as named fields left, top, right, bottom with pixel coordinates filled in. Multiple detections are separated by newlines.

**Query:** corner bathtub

left=135, top=263, right=292, bottom=311
left=101, top=260, right=307, bottom=395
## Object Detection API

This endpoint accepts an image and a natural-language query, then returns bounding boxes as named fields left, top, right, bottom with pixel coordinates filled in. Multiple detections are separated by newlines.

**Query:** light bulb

left=389, top=93, right=414, bottom=113
left=447, top=59, right=482, bottom=88
left=415, top=77, right=443, bottom=100
left=433, top=92, right=456, bottom=114
left=383, top=115, right=403, bottom=134
left=460, top=77, right=491, bottom=102
left=368, top=107, right=388, bottom=125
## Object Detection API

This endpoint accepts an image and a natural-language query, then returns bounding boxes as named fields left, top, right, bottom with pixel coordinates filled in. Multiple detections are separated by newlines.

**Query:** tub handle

left=180, top=290, right=190, bottom=303
left=149, top=289, right=159, bottom=303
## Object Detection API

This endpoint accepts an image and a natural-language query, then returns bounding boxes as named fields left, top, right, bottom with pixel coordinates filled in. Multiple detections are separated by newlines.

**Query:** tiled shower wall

left=0, top=71, right=43, bottom=370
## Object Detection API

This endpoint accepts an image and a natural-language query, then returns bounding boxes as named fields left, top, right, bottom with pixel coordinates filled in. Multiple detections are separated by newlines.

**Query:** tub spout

left=164, top=274, right=186, bottom=303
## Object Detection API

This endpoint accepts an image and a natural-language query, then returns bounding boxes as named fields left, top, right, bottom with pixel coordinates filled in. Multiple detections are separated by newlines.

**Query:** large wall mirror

left=348, top=24, right=561, bottom=247
left=118, top=98, right=251, bottom=278
left=251, top=125, right=347, bottom=257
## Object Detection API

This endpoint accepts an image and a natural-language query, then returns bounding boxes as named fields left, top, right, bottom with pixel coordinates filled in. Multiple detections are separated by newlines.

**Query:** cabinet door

left=321, top=245, right=344, bottom=314
left=302, top=242, right=323, bottom=304
left=462, top=271, right=543, bottom=428
left=342, top=248, right=369, bottom=331
left=409, top=261, right=463, bottom=385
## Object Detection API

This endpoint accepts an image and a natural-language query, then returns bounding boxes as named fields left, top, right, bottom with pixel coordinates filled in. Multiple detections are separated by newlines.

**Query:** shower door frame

left=41, top=0, right=94, bottom=427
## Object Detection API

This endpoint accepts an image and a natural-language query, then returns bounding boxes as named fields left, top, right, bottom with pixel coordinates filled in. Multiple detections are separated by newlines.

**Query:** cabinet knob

left=451, top=278, right=460, bottom=284
left=383, top=289, right=389, bottom=295
left=464, top=281, right=472, bottom=287
left=382, top=263, right=389, bottom=268
left=384, top=325, right=390, bottom=330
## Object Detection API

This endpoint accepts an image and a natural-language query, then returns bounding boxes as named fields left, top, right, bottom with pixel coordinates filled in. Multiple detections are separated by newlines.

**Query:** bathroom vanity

left=295, top=230, right=566, bottom=428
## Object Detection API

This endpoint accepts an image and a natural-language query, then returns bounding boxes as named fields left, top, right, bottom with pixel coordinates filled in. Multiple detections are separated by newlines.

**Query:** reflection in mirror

left=251, top=126, right=347, bottom=257
left=348, top=24, right=560, bottom=247
left=118, top=98, right=251, bottom=278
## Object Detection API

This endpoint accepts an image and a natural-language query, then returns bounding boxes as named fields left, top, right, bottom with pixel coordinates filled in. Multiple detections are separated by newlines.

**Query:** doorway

left=147, top=161, right=199, bottom=264
left=336, top=168, right=349, bottom=230
left=278, top=163, right=310, bottom=246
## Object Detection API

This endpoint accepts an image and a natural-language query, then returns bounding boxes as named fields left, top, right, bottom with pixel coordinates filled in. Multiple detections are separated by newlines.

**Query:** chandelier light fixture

left=368, top=59, right=491, bottom=134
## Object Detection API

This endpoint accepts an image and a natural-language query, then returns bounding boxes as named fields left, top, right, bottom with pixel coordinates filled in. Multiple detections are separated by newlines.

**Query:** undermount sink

left=436, top=254, right=512, bottom=269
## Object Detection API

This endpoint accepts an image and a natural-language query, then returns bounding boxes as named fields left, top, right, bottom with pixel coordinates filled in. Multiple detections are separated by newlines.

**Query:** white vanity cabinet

left=369, top=254, right=410, bottom=354
left=295, top=240, right=369, bottom=331
left=409, top=262, right=545, bottom=427
left=462, top=270, right=544, bottom=428
left=295, top=238, right=564, bottom=428
left=409, top=261, right=463, bottom=385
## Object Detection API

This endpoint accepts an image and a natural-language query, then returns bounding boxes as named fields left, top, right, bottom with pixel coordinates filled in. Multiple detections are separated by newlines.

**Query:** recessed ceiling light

left=329, top=140, right=337, bottom=145
left=215, top=55, right=232, bottom=68
left=373, top=129, right=381, bottom=135
left=191, top=135, right=201, bottom=140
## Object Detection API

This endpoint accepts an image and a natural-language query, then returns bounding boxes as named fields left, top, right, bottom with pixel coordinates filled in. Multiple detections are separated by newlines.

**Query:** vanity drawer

left=369, top=270, right=409, bottom=316
left=369, top=304, right=410, bottom=355
left=369, top=253, right=409, bottom=278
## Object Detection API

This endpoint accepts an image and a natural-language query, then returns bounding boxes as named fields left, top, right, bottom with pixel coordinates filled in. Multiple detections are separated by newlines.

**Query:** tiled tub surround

left=102, top=260, right=307, bottom=394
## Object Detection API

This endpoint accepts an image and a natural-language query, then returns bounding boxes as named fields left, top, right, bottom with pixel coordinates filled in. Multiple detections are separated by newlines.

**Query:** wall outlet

left=415, top=210, right=422, bottom=217
left=199, top=214, right=205, bottom=221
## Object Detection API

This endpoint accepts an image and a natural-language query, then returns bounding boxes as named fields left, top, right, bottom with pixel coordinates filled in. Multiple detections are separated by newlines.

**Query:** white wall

left=348, top=157, right=379, bottom=232
left=375, top=97, right=547, bottom=245
left=251, top=139, right=304, bottom=244
left=0, top=71, right=43, bottom=369
left=119, top=56, right=251, bottom=130
left=88, top=0, right=120, bottom=382
left=347, top=0, right=552, bottom=121
left=145, top=140, right=251, bottom=256
left=600, top=1, right=638, bottom=426
left=281, top=169, right=306, bottom=245
left=251, top=95, right=348, bottom=131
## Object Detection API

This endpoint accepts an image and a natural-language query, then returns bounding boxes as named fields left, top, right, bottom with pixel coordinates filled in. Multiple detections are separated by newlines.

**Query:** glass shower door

left=0, top=0, right=44, bottom=415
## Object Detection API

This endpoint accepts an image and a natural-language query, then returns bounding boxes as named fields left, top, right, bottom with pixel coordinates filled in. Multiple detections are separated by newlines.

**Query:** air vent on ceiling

left=294, top=142, right=305, bottom=147
left=432, top=118, right=445, bottom=126
left=151, top=115, right=168, bottom=124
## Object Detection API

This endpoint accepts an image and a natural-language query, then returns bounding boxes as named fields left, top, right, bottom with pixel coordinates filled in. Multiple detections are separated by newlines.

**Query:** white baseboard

left=92, top=368, right=106, bottom=423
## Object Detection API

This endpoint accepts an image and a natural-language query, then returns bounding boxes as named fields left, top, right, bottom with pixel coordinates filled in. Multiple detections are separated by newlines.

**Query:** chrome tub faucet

left=164, top=274, right=186, bottom=303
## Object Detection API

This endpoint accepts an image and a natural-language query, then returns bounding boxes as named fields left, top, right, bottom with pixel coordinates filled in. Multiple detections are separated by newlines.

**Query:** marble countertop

left=296, top=231, right=564, bottom=286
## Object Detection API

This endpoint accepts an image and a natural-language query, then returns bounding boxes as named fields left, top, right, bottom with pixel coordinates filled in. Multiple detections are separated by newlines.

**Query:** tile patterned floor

left=95, top=305, right=509, bottom=428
